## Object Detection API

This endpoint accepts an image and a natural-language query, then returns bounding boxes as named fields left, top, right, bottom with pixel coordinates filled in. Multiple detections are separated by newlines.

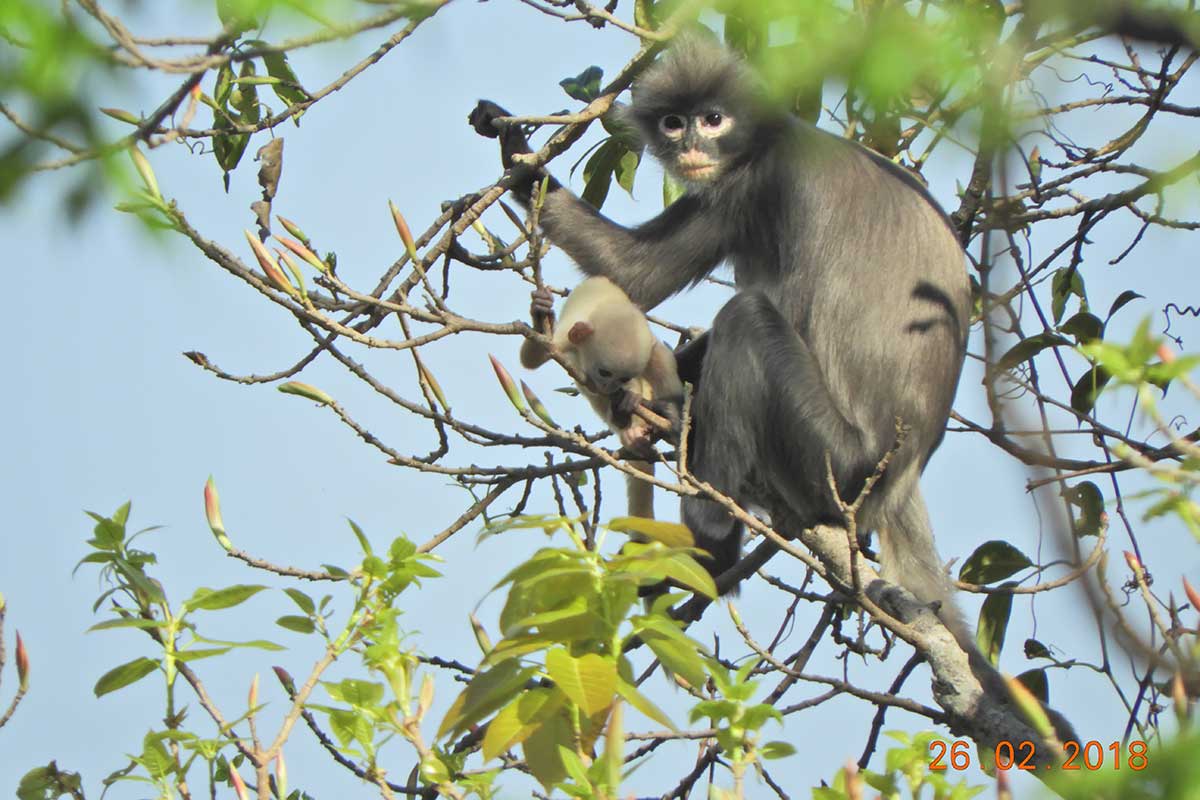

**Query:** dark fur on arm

left=468, top=100, right=724, bottom=310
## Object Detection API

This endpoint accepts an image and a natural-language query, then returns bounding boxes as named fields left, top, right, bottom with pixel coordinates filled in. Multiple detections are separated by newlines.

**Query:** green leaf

left=212, top=115, right=249, bottom=177
left=347, top=519, right=373, bottom=555
left=637, top=627, right=708, bottom=689
left=1051, top=267, right=1087, bottom=324
left=522, top=710, right=571, bottom=789
left=615, top=676, right=676, bottom=730
left=325, top=679, right=385, bottom=709
left=481, top=688, right=564, bottom=761
left=1070, top=365, right=1112, bottom=415
left=663, top=173, right=685, bottom=207
left=17, top=764, right=83, bottom=800
left=558, top=744, right=591, bottom=787
left=658, top=552, right=718, bottom=599
left=996, top=332, right=1071, bottom=372
left=1059, top=311, right=1103, bottom=343
left=760, top=741, right=797, bottom=759
left=175, top=647, right=233, bottom=662
left=957, top=540, right=1033, bottom=584
left=615, top=146, right=640, bottom=196
left=559, top=66, right=603, bottom=102
left=606, top=517, right=694, bottom=547
left=139, top=733, right=174, bottom=779
left=741, top=703, right=783, bottom=730
left=87, top=617, right=164, bottom=633
left=976, top=587, right=1014, bottom=666
left=185, top=584, right=268, bottom=612
left=1106, top=290, right=1144, bottom=321
left=284, top=588, right=316, bottom=614
left=260, top=48, right=310, bottom=110
left=545, top=649, right=616, bottom=717
left=1015, top=668, right=1048, bottom=703
left=276, top=615, right=316, bottom=634
left=438, top=661, right=540, bottom=740
left=581, top=138, right=623, bottom=210
left=94, top=657, right=159, bottom=697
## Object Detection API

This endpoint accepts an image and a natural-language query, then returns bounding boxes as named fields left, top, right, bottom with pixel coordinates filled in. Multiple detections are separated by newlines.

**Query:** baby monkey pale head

left=627, top=33, right=764, bottom=186
left=566, top=300, right=656, bottom=395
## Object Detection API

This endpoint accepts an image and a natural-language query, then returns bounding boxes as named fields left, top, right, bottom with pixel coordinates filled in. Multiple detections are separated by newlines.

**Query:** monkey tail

left=876, top=484, right=972, bottom=648
left=626, top=461, right=656, bottom=519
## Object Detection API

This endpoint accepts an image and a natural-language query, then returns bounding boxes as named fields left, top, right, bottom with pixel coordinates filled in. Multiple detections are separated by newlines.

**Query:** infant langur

left=520, top=277, right=683, bottom=518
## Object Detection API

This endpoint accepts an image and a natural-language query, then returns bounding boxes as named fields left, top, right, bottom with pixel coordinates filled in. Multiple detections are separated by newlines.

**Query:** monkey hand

left=614, top=387, right=642, bottom=416
left=529, top=287, right=555, bottom=332
left=468, top=100, right=513, bottom=139
left=617, top=420, right=654, bottom=457
left=647, top=398, right=683, bottom=443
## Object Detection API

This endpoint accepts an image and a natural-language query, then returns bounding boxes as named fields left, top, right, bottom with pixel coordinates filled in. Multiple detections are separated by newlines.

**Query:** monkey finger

left=530, top=288, right=555, bottom=314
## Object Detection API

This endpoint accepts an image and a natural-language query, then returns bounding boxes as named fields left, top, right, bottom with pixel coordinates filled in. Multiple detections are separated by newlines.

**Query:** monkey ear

left=568, top=321, right=594, bottom=345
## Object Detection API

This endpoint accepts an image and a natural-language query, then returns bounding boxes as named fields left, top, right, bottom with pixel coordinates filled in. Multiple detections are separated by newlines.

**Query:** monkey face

left=653, top=110, right=735, bottom=184
left=588, top=365, right=637, bottom=396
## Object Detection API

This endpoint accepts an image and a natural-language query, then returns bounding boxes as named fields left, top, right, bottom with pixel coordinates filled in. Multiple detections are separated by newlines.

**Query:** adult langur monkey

left=469, top=34, right=970, bottom=630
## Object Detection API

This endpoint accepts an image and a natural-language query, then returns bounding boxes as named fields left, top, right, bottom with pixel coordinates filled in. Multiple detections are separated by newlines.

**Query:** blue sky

left=3, top=2, right=1200, bottom=798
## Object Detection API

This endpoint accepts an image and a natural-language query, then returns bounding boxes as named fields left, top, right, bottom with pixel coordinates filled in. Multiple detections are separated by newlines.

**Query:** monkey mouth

left=677, top=162, right=719, bottom=180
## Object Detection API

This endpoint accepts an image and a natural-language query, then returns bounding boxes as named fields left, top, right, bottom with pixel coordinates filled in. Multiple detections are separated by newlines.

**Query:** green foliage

left=958, top=540, right=1033, bottom=584
left=975, top=585, right=1014, bottom=666
left=690, top=657, right=794, bottom=791
left=814, top=731, right=986, bottom=800
left=440, top=515, right=714, bottom=792
left=1047, top=731, right=1200, bottom=800
left=1078, top=321, right=1200, bottom=540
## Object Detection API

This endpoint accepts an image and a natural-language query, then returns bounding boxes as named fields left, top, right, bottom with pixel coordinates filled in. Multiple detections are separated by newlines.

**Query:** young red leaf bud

left=419, top=363, right=450, bottom=412
left=101, top=107, right=141, bottom=125
left=275, top=751, right=288, bottom=799
left=128, top=145, right=160, bottom=199
left=1184, top=577, right=1200, bottom=614
left=244, top=230, right=300, bottom=298
left=248, top=673, right=259, bottom=710
left=1171, top=671, right=1190, bottom=724
left=15, top=631, right=29, bottom=690
left=488, top=355, right=526, bottom=412
left=469, top=613, right=493, bottom=655
left=1158, top=343, right=1177, bottom=364
left=277, top=381, right=334, bottom=406
left=276, top=216, right=310, bottom=246
left=276, top=236, right=327, bottom=273
left=1124, top=550, right=1143, bottom=576
left=229, top=768, right=249, bottom=800
left=204, top=476, right=233, bottom=551
left=273, top=666, right=296, bottom=694
left=389, top=200, right=419, bottom=263
left=519, top=381, right=557, bottom=426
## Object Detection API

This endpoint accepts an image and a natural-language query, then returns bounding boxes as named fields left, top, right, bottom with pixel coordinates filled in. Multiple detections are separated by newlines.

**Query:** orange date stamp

left=929, top=739, right=1149, bottom=771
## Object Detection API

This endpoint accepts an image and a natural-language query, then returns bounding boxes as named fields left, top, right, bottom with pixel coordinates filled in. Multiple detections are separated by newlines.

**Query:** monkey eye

left=659, top=114, right=686, bottom=136
left=597, top=368, right=613, bottom=378
left=702, top=112, right=723, bottom=127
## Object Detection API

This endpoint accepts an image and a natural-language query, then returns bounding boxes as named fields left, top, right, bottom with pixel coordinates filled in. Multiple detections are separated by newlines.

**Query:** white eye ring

left=659, top=114, right=686, bottom=139
left=698, top=112, right=733, bottom=138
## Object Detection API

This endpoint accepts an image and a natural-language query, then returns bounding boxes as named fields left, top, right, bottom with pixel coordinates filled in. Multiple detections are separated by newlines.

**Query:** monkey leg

left=682, top=290, right=885, bottom=587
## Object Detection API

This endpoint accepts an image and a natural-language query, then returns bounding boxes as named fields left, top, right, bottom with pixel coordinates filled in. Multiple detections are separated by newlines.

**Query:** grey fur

left=469, top=36, right=970, bottom=626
